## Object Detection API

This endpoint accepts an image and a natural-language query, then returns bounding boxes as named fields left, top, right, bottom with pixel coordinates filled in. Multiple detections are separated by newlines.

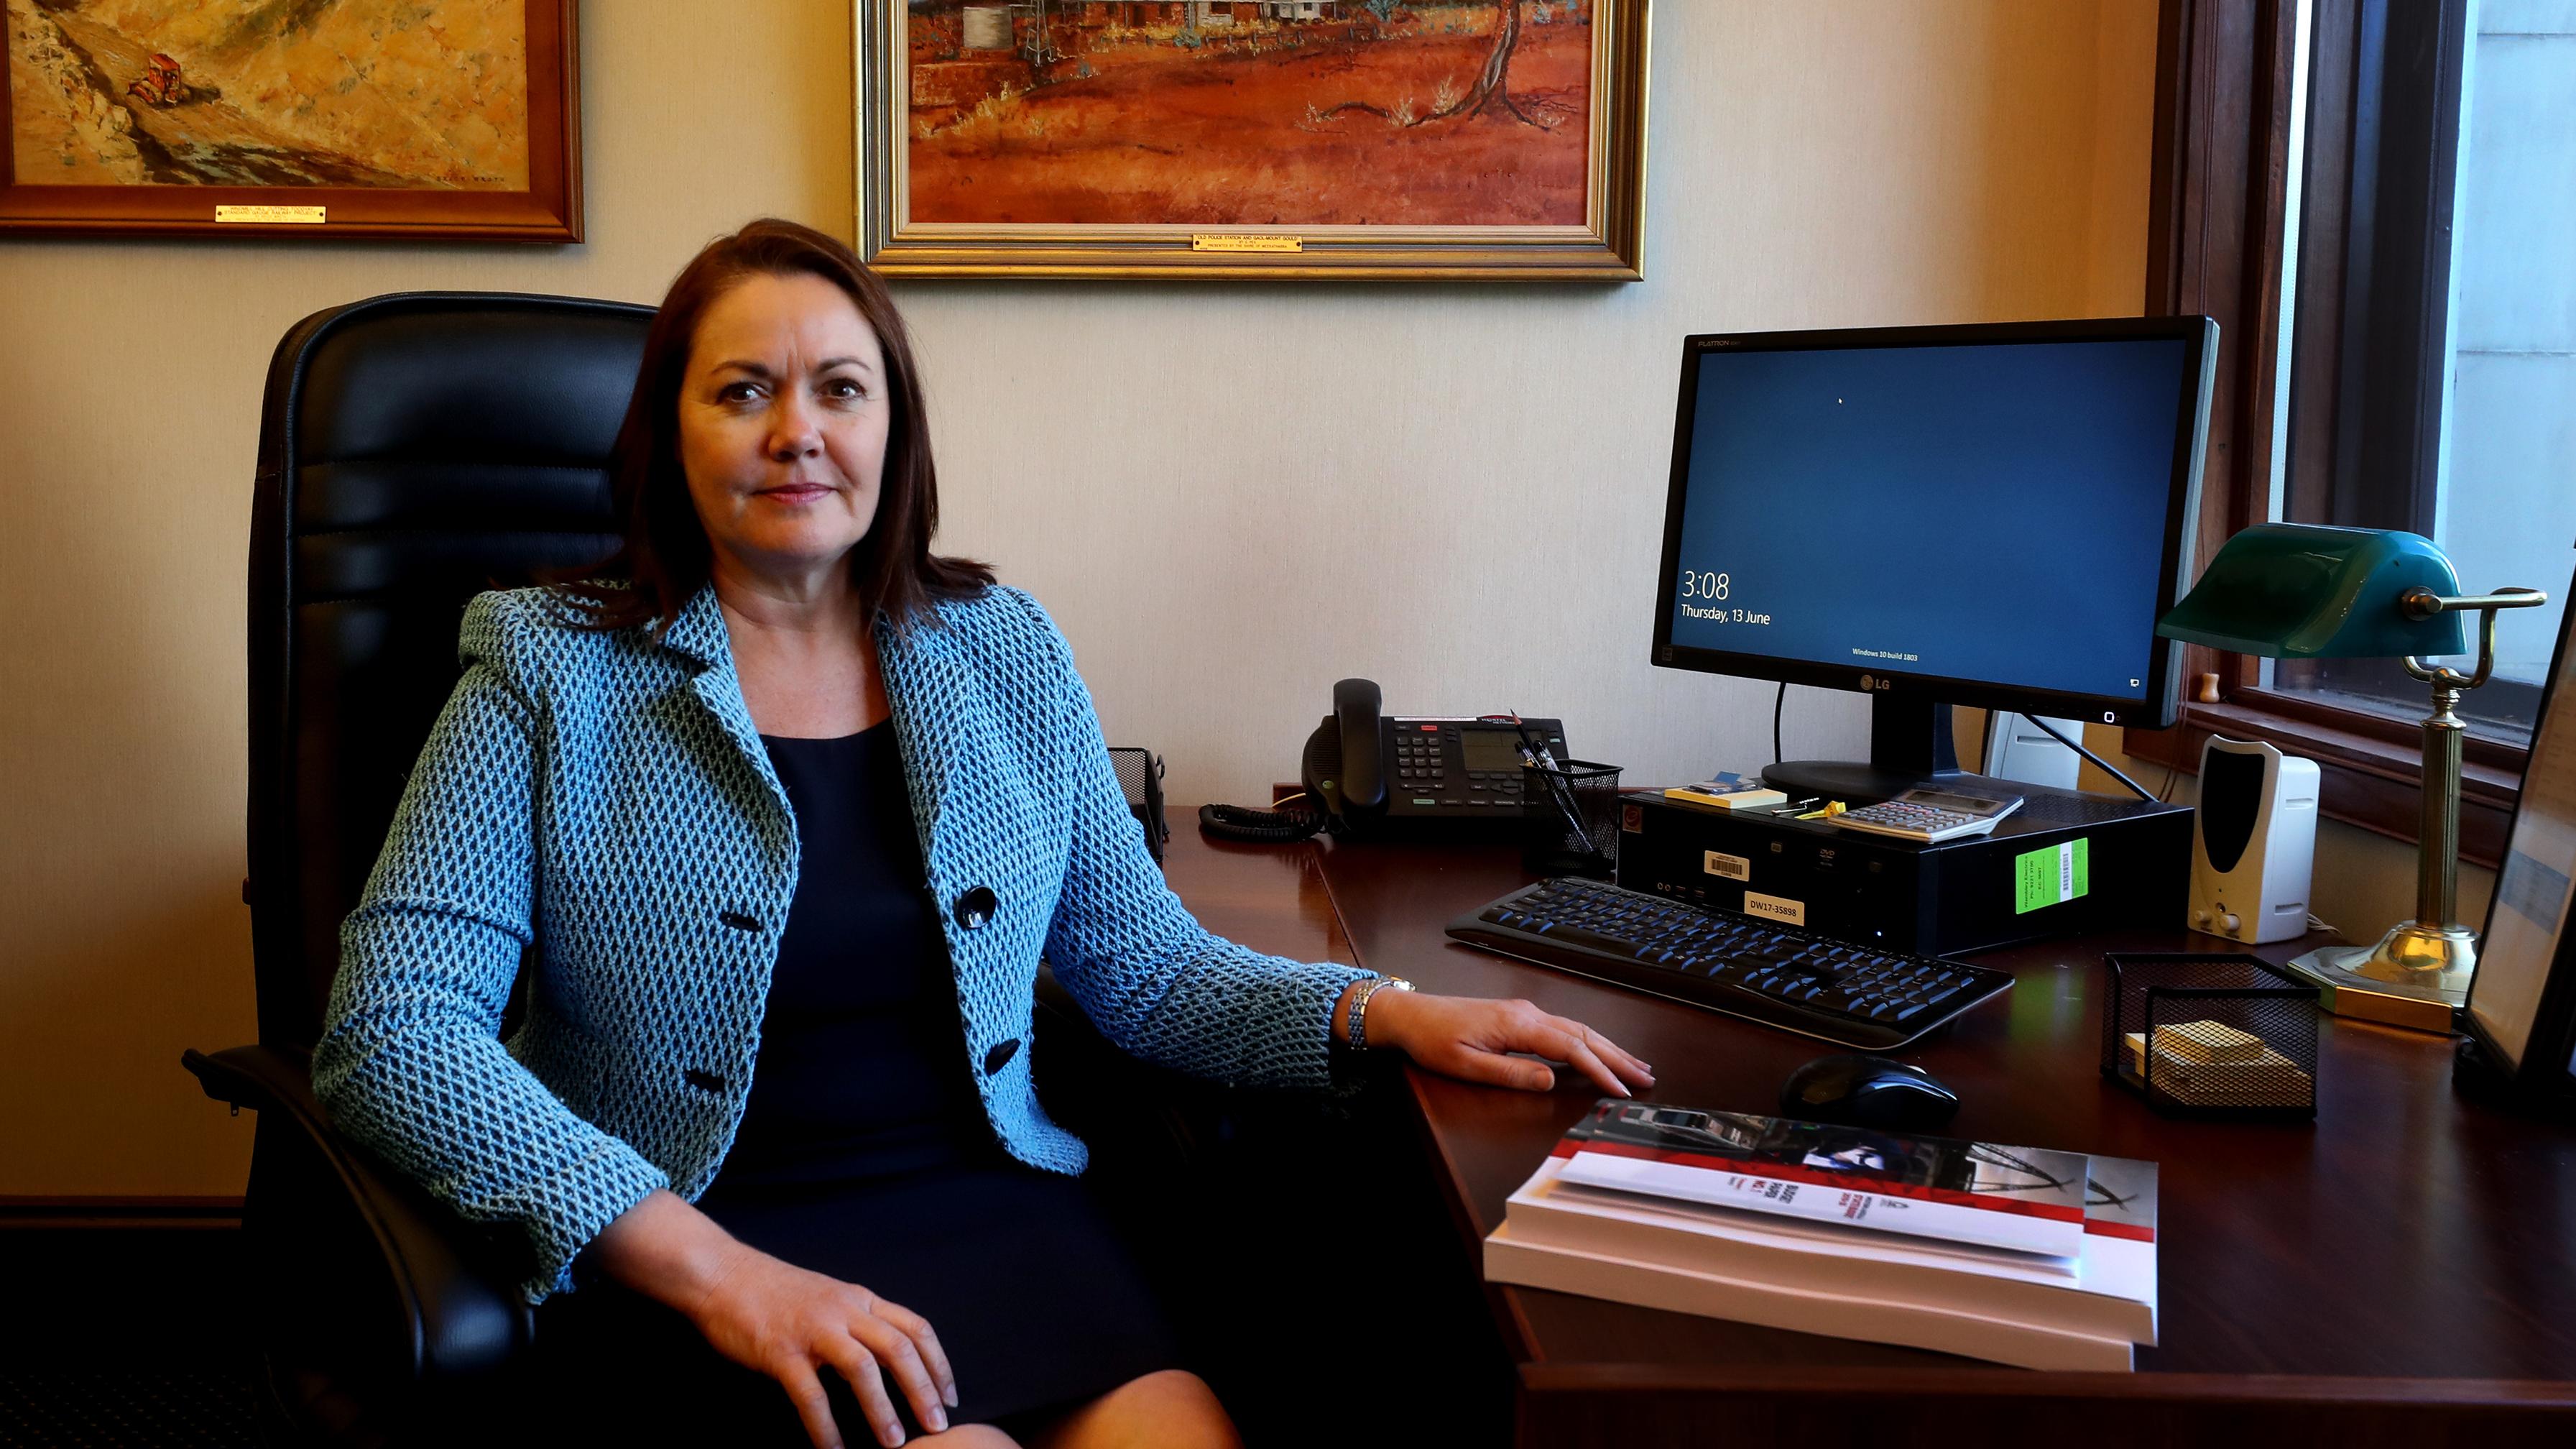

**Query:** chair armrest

left=183, top=1044, right=535, bottom=1390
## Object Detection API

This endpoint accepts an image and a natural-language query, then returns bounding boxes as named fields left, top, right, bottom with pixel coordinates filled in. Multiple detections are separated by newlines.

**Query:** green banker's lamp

left=2158, top=523, right=2548, bottom=1029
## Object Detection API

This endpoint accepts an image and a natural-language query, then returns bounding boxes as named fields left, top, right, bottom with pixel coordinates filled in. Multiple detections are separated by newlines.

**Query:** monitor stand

left=1763, top=694, right=1961, bottom=804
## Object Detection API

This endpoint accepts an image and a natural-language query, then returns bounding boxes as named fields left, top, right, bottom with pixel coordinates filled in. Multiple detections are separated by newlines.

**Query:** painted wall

left=0, top=0, right=2166, bottom=1197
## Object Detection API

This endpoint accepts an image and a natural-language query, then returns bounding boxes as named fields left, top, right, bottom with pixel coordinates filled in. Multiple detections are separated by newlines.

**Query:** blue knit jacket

left=313, top=581, right=1373, bottom=1305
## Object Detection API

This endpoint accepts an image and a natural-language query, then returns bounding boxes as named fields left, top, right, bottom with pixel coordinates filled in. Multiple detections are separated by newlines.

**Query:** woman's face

left=676, top=270, right=891, bottom=593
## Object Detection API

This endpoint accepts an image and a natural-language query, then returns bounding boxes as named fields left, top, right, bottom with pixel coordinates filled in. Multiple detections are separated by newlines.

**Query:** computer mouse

left=1778, top=1053, right=1961, bottom=1132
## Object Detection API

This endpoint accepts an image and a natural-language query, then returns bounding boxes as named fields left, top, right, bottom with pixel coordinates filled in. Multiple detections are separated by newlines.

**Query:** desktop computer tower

left=1615, top=778, right=2192, bottom=958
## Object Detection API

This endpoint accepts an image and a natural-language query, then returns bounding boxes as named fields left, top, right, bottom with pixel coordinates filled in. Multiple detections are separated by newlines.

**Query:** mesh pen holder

left=1107, top=748, right=1168, bottom=865
left=1523, top=759, right=1622, bottom=878
left=2100, top=952, right=2319, bottom=1118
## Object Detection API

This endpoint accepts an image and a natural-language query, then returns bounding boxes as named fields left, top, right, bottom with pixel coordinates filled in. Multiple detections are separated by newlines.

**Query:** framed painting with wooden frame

left=858, top=0, right=1649, bottom=281
left=1, top=0, right=581, bottom=242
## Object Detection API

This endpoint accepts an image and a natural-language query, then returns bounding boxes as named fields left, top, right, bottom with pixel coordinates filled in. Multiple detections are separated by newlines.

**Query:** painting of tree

left=895, top=0, right=1628, bottom=235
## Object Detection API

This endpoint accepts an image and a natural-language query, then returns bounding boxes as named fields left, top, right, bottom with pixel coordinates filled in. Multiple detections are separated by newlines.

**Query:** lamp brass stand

left=2288, top=586, right=2549, bottom=1031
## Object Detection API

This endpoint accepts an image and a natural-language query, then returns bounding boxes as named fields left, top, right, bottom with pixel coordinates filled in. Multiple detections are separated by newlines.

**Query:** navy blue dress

left=532, top=723, right=1180, bottom=1440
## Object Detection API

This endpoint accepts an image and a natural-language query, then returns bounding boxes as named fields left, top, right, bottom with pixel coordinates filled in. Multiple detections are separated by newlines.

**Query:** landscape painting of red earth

left=7, top=0, right=527, bottom=188
left=904, top=0, right=1597, bottom=228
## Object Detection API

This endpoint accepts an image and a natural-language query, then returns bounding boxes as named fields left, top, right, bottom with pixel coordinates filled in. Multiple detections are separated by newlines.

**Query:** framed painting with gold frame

left=1, top=0, right=580, bottom=242
left=859, top=0, right=1649, bottom=281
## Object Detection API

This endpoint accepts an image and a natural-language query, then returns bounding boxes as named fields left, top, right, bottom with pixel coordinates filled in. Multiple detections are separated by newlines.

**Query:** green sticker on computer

left=2014, top=838, right=2090, bottom=914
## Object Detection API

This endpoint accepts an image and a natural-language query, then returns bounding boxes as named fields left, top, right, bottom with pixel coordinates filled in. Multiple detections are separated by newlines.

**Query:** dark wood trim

left=1519, top=1360, right=2576, bottom=1406
left=0, top=1217, right=253, bottom=1371
left=2147, top=0, right=2301, bottom=697
left=2233, top=686, right=2528, bottom=773
left=1515, top=1362, right=2576, bottom=1445
left=2363, top=0, right=2471, bottom=535
left=0, top=1195, right=245, bottom=1230
left=2127, top=694, right=2517, bottom=867
left=2272, top=0, right=2477, bottom=538
left=1399, top=1062, right=1545, bottom=1367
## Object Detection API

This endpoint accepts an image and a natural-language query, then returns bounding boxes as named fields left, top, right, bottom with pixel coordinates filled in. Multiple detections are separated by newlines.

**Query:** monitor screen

left=1653, top=320, right=2212, bottom=726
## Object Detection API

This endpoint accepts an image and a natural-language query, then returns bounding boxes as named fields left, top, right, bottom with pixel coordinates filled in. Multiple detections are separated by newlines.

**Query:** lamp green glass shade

left=2156, top=523, right=2469, bottom=658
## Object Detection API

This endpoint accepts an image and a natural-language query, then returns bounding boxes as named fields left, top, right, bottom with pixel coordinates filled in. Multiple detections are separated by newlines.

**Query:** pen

left=1511, top=711, right=1593, bottom=846
left=1518, top=740, right=1590, bottom=844
left=1529, top=740, right=1592, bottom=834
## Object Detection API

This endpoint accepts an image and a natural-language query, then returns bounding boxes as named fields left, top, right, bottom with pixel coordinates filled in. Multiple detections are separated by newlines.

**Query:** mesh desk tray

left=2100, top=952, right=2319, bottom=1118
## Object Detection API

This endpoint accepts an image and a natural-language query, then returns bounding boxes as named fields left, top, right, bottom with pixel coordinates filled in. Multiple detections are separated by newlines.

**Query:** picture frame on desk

left=2459, top=592, right=2576, bottom=1117
left=854, top=0, right=1651, bottom=281
left=0, top=0, right=581, bottom=242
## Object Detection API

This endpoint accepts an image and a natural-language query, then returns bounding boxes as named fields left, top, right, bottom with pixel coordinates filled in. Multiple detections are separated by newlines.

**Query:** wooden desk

left=1160, top=823, right=2576, bottom=1446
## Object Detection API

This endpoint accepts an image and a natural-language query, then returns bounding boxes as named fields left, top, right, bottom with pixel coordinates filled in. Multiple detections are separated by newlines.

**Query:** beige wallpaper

left=0, top=0, right=2174, bottom=1197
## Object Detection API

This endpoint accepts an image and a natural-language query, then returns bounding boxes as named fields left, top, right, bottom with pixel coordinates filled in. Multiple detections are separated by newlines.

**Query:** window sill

left=2125, top=691, right=2526, bottom=869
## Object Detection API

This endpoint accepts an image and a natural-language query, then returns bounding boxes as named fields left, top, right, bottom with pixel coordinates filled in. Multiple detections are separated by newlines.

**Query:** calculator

left=1831, top=787, right=2025, bottom=843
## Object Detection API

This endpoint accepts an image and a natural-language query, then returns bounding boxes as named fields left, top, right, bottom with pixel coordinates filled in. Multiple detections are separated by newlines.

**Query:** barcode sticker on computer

left=1704, top=850, right=1750, bottom=881
left=2013, top=838, right=2091, bottom=914
left=1744, top=891, right=1806, bottom=927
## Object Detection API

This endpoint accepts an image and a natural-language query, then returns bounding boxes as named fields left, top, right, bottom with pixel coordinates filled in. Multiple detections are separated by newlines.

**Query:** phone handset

left=1321, top=677, right=1385, bottom=819
left=1199, top=676, right=1390, bottom=843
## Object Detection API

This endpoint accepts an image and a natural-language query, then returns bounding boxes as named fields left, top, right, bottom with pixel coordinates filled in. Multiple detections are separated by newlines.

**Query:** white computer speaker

left=2189, top=737, right=2319, bottom=945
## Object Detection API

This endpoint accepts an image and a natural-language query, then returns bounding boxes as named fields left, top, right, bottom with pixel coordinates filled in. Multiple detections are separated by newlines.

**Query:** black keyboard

left=1444, top=877, right=2012, bottom=1050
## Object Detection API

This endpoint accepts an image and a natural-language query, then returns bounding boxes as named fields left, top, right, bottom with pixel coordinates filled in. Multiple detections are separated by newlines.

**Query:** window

left=2267, top=0, right=2575, bottom=748
left=2130, top=0, right=2569, bottom=864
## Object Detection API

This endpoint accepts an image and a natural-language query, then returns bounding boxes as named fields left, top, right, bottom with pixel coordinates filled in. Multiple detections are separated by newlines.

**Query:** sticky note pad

left=2146, top=1019, right=2264, bottom=1064
left=1666, top=778, right=1788, bottom=811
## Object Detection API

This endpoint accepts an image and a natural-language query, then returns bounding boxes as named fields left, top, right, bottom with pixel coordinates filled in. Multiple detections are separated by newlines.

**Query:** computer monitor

left=1651, top=316, right=2218, bottom=801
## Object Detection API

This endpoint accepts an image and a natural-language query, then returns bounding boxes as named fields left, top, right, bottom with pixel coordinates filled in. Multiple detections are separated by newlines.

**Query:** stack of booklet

left=1482, top=1100, right=2159, bottom=1371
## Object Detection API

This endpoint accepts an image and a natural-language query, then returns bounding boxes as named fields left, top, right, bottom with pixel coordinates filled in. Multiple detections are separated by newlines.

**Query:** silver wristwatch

left=1345, top=975, right=1414, bottom=1052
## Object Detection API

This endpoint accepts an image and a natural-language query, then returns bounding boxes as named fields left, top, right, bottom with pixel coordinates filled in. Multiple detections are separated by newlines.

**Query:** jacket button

left=983, top=1039, right=1020, bottom=1075
left=953, top=886, right=998, bottom=929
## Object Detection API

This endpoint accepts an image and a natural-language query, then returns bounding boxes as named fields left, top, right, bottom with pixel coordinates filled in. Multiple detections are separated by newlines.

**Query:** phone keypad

left=1386, top=724, right=1559, bottom=814
left=1391, top=727, right=1529, bottom=808
left=1397, top=731, right=1446, bottom=782
left=1397, top=739, right=1446, bottom=783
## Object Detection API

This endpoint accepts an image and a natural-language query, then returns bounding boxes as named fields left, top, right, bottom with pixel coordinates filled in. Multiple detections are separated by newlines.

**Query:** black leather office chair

left=184, top=291, right=650, bottom=1444
left=183, top=290, right=1230, bottom=1448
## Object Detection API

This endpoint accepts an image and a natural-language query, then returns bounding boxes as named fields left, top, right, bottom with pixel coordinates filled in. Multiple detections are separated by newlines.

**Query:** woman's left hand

left=1361, top=989, right=1655, bottom=1098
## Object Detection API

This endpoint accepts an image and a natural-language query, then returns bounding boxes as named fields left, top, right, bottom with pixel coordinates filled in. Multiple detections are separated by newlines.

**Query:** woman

left=313, top=218, right=1653, bottom=1449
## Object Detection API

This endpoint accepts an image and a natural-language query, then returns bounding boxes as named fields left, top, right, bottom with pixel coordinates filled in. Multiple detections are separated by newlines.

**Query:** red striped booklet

left=1553, top=1101, right=2093, bottom=1259
left=1485, top=1138, right=2162, bottom=1368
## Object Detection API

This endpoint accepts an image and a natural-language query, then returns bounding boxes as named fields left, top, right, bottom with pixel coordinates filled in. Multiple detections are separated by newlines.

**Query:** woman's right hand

left=587, top=1189, right=957, bottom=1448
left=687, top=1241, right=959, bottom=1448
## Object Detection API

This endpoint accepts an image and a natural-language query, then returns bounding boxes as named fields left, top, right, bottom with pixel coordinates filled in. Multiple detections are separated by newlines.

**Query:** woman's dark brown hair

left=555, top=217, right=992, bottom=635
